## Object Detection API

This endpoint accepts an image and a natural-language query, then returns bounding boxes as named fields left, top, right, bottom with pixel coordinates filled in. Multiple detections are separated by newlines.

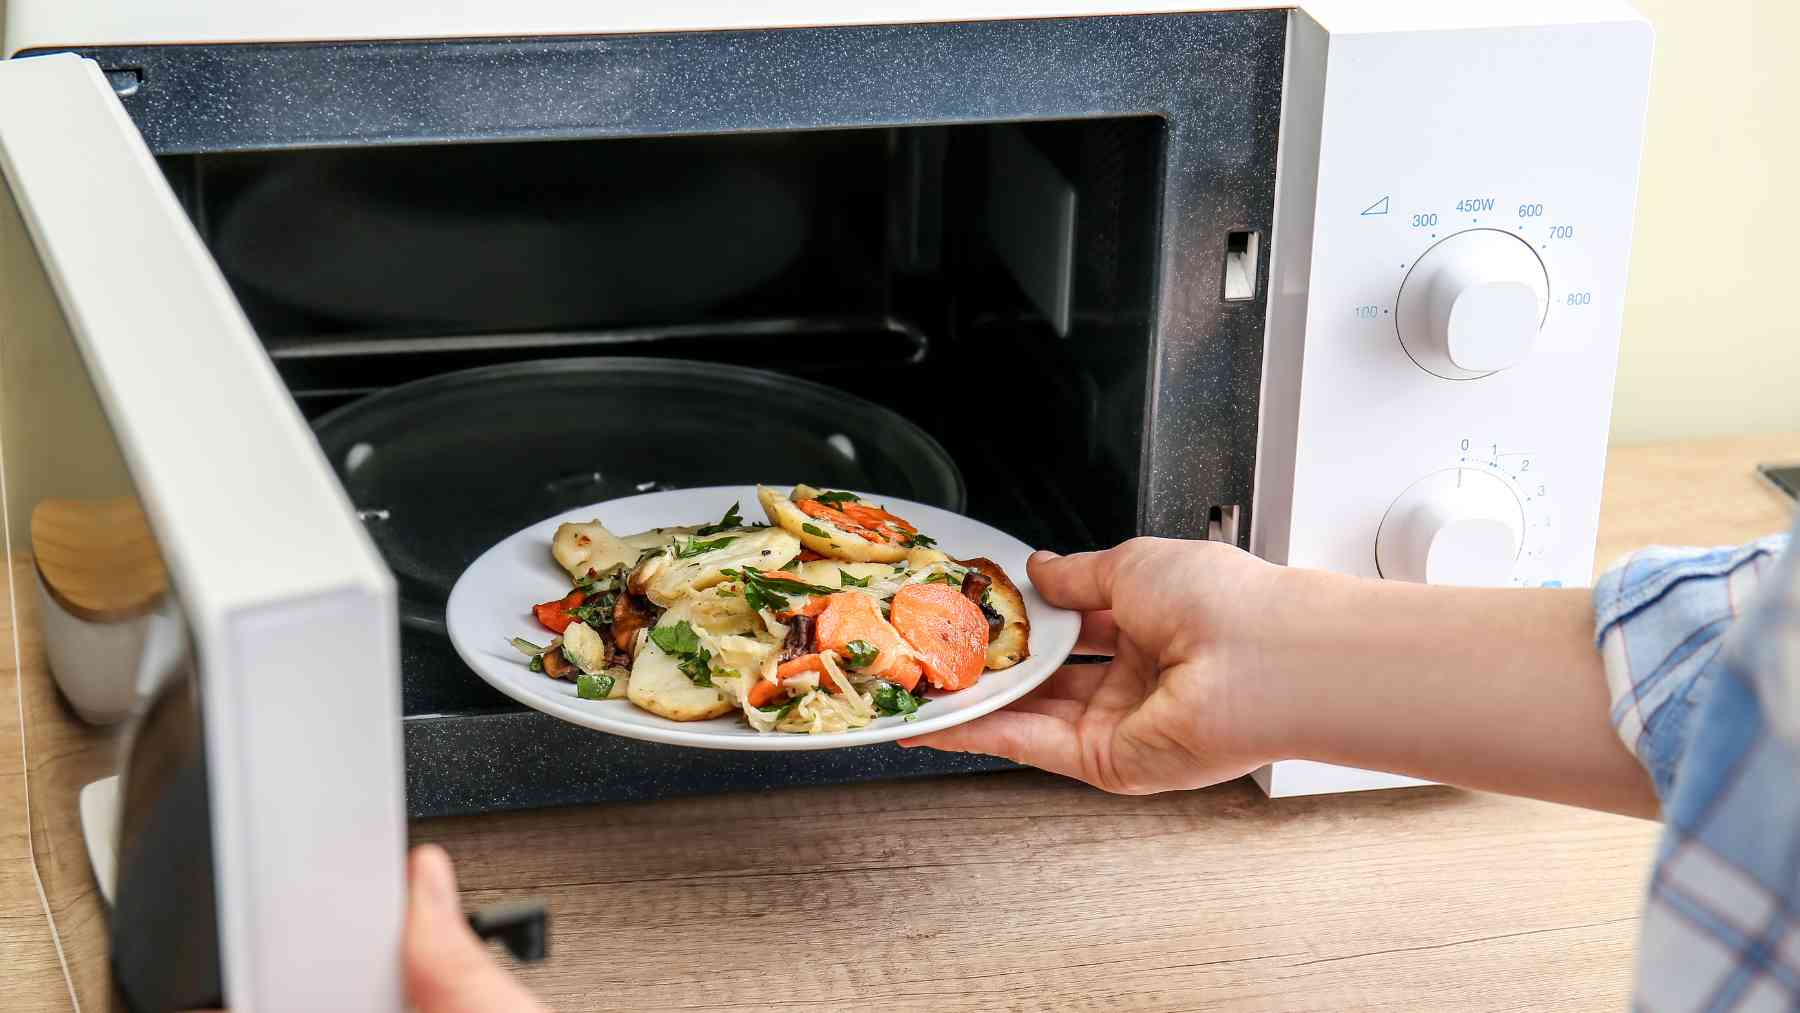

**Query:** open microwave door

left=0, top=55, right=405, bottom=1011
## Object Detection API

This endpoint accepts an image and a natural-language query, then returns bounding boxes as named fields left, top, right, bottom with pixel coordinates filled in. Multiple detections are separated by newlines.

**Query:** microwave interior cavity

left=158, top=119, right=1168, bottom=553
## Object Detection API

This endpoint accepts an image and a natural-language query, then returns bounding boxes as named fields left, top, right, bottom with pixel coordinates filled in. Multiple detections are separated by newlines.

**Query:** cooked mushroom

left=612, top=593, right=660, bottom=653
left=541, top=646, right=578, bottom=680
left=780, top=614, right=816, bottom=662
left=959, top=570, right=1003, bottom=638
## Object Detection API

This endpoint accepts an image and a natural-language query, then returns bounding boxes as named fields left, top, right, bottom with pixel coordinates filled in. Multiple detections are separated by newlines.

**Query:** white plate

left=445, top=485, right=1078, bottom=750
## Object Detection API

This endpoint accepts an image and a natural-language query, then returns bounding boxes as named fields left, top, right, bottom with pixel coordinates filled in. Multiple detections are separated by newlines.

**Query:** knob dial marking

left=1375, top=467, right=1527, bottom=586
left=1395, top=229, right=1550, bottom=380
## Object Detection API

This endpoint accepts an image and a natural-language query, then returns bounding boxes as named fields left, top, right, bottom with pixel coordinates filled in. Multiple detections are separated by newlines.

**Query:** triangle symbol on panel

left=1360, top=196, right=1390, bottom=216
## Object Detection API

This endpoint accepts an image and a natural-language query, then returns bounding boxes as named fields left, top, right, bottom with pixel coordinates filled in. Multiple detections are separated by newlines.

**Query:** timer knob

left=1396, top=230, right=1550, bottom=379
left=1375, top=469, right=1526, bottom=586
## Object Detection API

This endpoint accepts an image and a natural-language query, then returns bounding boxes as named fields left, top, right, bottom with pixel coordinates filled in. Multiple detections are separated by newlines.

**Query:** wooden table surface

left=4, top=433, right=1796, bottom=1011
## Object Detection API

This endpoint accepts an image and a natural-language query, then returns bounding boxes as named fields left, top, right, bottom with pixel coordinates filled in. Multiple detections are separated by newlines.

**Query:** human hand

left=186, top=845, right=545, bottom=1013
left=901, top=538, right=1289, bottom=794
left=404, top=844, right=549, bottom=1013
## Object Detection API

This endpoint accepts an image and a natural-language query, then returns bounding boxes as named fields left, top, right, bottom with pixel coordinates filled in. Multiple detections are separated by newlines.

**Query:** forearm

left=1244, top=568, right=1657, bottom=818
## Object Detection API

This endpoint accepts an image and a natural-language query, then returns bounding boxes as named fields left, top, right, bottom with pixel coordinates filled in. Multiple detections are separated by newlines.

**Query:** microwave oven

left=0, top=1, right=1653, bottom=1008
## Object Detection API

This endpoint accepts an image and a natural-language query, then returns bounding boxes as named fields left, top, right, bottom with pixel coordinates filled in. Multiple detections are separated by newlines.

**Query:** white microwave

left=0, top=1, right=1652, bottom=1008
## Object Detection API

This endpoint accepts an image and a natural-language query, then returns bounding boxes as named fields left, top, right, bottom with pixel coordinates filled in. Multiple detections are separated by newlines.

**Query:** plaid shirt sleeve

left=1591, top=526, right=1800, bottom=1011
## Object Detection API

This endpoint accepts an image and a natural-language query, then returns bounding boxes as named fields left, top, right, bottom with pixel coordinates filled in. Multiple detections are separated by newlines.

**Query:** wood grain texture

left=2, top=434, right=1795, bottom=1011
left=1593, top=433, right=1797, bottom=567
left=2, top=551, right=83, bottom=1012
left=30, top=497, right=166, bottom=622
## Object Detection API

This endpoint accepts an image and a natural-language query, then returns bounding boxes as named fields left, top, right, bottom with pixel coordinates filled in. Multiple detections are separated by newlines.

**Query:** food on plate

left=759, top=483, right=923, bottom=564
left=508, top=486, right=1032, bottom=733
left=888, top=582, right=987, bottom=691
left=960, top=557, right=1030, bottom=670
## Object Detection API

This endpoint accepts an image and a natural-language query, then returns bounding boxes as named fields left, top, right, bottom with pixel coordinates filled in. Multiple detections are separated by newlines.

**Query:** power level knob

left=1375, top=469, right=1525, bottom=586
left=1396, top=230, right=1550, bottom=379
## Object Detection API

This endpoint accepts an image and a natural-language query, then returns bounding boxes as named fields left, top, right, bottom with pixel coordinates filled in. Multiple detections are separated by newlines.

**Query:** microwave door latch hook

left=467, top=899, right=550, bottom=962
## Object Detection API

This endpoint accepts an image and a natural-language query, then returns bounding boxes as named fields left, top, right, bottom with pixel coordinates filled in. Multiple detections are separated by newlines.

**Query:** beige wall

left=1613, top=0, right=1800, bottom=442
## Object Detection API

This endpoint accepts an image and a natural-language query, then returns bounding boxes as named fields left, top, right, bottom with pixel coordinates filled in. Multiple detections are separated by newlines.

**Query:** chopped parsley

left=922, top=570, right=963, bottom=587
left=719, top=566, right=836, bottom=613
left=649, top=621, right=717, bottom=686
left=679, top=653, right=714, bottom=686
left=572, top=565, right=623, bottom=595
left=527, top=655, right=545, bottom=673
left=696, top=502, right=744, bottom=537
left=870, top=680, right=923, bottom=717
left=901, top=531, right=937, bottom=549
left=675, top=535, right=738, bottom=560
left=801, top=523, right=829, bottom=537
left=565, top=596, right=616, bottom=626
left=844, top=639, right=880, bottom=669
left=757, top=696, right=800, bottom=720
left=838, top=570, right=872, bottom=588
left=813, top=490, right=859, bottom=506
left=576, top=673, right=614, bottom=700
left=650, top=620, right=702, bottom=657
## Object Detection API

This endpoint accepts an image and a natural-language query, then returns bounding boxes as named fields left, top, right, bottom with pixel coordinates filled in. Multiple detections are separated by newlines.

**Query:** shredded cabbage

left=775, top=689, right=873, bottom=734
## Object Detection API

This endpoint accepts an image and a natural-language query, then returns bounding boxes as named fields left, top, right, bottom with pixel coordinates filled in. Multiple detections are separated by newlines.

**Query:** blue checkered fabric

left=1593, top=525, right=1799, bottom=1011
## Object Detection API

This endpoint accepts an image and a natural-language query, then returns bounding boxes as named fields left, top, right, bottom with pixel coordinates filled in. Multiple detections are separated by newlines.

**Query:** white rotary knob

left=1376, top=469, right=1526, bottom=586
left=1396, top=230, right=1550, bottom=379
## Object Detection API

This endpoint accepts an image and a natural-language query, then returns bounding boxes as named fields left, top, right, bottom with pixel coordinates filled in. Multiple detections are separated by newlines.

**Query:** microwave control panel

left=1253, top=8, right=1654, bottom=592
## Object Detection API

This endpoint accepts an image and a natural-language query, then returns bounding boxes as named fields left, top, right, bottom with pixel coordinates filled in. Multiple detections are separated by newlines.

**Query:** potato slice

left=560, top=620, right=611, bottom=675
left=629, top=527, right=801, bottom=607
left=627, top=641, right=732, bottom=720
left=551, top=521, right=699, bottom=580
left=619, top=525, right=700, bottom=551
left=901, top=558, right=966, bottom=586
left=792, top=560, right=898, bottom=591
left=627, top=607, right=734, bottom=721
left=959, top=557, right=1031, bottom=671
left=551, top=521, right=636, bottom=580
left=905, top=546, right=950, bottom=568
left=757, top=484, right=908, bottom=564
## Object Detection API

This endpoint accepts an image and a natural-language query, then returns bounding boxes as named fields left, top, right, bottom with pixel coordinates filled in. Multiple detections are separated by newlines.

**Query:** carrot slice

left=814, top=592, right=922, bottom=692
left=840, top=502, right=917, bottom=535
left=797, top=499, right=894, bottom=543
left=746, top=676, right=786, bottom=708
left=771, top=652, right=861, bottom=695
left=889, top=583, right=987, bottom=691
left=751, top=654, right=835, bottom=706
left=776, top=654, right=826, bottom=679
left=779, top=596, right=831, bottom=620
left=532, top=590, right=585, bottom=634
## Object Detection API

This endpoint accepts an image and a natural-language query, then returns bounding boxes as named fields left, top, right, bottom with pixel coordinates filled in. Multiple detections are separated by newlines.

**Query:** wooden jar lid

left=31, top=497, right=168, bottom=623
